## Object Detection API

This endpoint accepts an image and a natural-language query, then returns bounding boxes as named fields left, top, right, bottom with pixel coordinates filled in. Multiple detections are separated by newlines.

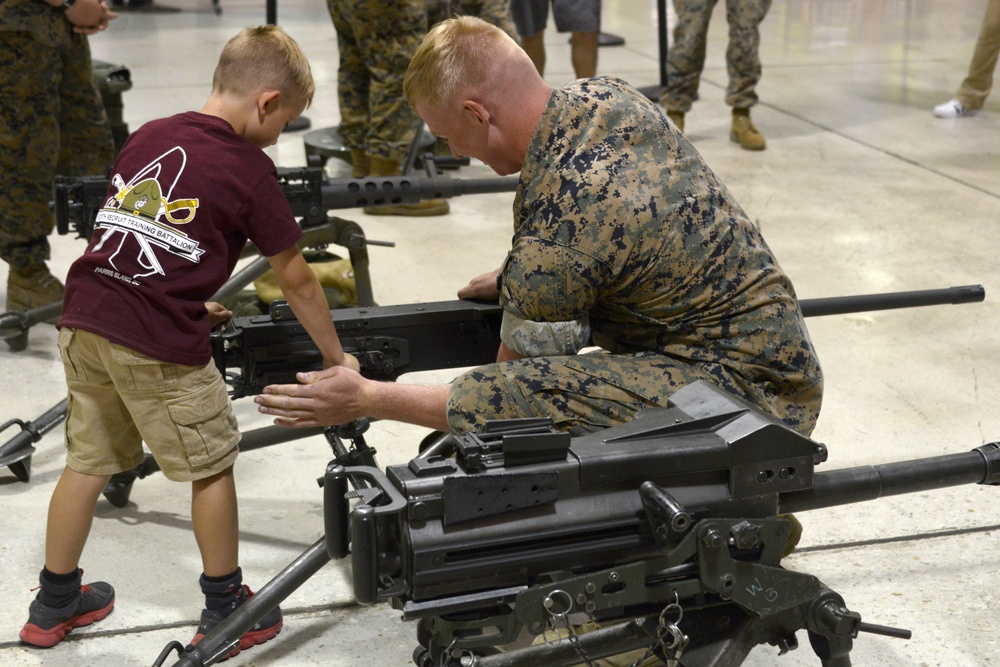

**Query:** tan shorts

left=58, top=328, right=240, bottom=482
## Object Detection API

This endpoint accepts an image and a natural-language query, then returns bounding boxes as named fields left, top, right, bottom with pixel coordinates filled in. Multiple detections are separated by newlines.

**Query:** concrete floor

left=1, top=0, right=999, bottom=665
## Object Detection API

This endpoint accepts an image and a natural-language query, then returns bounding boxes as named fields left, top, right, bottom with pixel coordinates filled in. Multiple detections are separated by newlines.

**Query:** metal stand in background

left=268, top=0, right=312, bottom=132
left=638, top=0, right=669, bottom=101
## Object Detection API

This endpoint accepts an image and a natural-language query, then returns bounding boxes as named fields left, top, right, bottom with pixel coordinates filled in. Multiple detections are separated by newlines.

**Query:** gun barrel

left=320, top=175, right=519, bottom=210
left=779, top=443, right=1000, bottom=513
left=799, top=284, right=984, bottom=318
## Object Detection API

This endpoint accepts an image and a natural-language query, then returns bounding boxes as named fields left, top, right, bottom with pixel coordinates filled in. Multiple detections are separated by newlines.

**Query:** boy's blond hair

left=404, top=16, right=519, bottom=113
left=212, top=25, right=315, bottom=108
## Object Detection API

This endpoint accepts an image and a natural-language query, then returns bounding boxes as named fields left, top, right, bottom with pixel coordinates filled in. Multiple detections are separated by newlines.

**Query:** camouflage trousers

left=447, top=350, right=820, bottom=438
left=661, top=0, right=773, bottom=112
left=327, top=0, right=428, bottom=165
left=0, top=27, right=114, bottom=269
left=428, top=0, right=519, bottom=40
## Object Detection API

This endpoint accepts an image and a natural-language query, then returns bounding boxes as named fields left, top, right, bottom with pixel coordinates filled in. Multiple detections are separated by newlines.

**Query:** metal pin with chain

left=656, top=595, right=689, bottom=667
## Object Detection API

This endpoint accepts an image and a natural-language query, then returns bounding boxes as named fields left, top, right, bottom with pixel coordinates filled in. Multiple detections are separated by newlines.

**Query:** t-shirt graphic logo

left=92, top=146, right=204, bottom=279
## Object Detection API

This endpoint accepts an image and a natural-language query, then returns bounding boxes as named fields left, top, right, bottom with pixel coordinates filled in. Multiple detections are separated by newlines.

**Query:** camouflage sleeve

left=500, top=310, right=591, bottom=357
left=500, top=235, right=605, bottom=321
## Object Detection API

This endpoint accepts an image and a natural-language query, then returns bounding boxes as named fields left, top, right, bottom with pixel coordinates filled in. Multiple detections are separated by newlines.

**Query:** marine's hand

left=256, top=366, right=369, bottom=428
left=205, top=301, right=233, bottom=326
left=458, top=268, right=501, bottom=300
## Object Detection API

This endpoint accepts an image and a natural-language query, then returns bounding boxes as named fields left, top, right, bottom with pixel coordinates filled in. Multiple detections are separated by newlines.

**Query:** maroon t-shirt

left=60, top=112, right=303, bottom=365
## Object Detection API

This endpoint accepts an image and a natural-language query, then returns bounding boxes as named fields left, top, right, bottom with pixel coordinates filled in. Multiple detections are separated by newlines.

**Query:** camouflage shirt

left=0, top=0, right=66, bottom=45
left=498, top=76, right=822, bottom=426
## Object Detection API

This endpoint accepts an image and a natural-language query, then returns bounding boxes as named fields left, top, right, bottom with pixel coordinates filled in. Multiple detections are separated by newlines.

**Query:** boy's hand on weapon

left=326, top=352, right=361, bottom=374
left=205, top=301, right=233, bottom=327
left=458, top=268, right=502, bottom=300
left=255, top=366, right=369, bottom=428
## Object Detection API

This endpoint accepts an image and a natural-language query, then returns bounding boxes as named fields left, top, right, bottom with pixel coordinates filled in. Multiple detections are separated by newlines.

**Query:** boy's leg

left=190, top=467, right=283, bottom=656
left=45, top=467, right=112, bottom=574
left=191, top=466, right=239, bottom=577
left=22, top=467, right=116, bottom=648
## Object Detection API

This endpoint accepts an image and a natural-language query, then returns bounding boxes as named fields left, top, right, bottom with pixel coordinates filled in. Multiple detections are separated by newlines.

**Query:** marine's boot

left=6, top=262, right=64, bottom=322
left=349, top=149, right=369, bottom=178
left=362, top=156, right=450, bottom=217
left=730, top=108, right=766, bottom=151
left=666, top=111, right=685, bottom=132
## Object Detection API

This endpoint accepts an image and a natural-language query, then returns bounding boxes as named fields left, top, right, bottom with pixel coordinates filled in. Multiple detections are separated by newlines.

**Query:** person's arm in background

left=41, top=0, right=118, bottom=34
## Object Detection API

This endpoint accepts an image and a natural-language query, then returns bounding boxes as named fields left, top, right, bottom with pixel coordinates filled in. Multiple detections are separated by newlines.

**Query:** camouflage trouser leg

left=723, top=0, right=771, bottom=109
left=447, top=350, right=752, bottom=437
left=455, top=0, right=520, bottom=41
left=661, top=0, right=771, bottom=112
left=0, top=28, right=114, bottom=269
left=328, top=0, right=427, bottom=165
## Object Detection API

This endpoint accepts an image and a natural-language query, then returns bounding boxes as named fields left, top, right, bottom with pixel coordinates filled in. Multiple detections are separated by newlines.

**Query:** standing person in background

left=510, top=0, right=600, bottom=79
left=328, top=0, right=450, bottom=216
left=933, top=0, right=1000, bottom=118
left=660, top=0, right=772, bottom=151
left=0, top=0, right=117, bottom=317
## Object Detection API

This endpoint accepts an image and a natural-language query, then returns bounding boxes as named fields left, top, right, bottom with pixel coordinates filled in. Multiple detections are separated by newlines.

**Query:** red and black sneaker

left=190, top=585, right=282, bottom=661
left=20, top=582, right=116, bottom=648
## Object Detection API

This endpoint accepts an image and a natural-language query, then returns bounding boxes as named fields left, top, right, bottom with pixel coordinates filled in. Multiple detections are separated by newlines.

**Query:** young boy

left=19, top=26, right=359, bottom=655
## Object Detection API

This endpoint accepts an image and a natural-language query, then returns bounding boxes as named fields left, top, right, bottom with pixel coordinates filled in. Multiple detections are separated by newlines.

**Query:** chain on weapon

left=542, top=590, right=600, bottom=667
left=611, top=592, right=691, bottom=667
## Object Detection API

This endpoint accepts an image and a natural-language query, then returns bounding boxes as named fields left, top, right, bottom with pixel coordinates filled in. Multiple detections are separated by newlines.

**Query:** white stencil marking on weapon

left=746, top=577, right=779, bottom=602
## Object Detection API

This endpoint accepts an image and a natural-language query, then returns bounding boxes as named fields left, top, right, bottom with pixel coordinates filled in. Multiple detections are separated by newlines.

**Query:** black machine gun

left=52, top=158, right=519, bottom=240
left=325, top=380, right=1000, bottom=667
left=210, top=284, right=986, bottom=399
left=212, top=298, right=504, bottom=398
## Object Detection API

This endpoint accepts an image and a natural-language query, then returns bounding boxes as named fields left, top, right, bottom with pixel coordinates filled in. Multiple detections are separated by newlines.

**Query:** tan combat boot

left=730, top=108, right=766, bottom=151
left=666, top=111, right=685, bottom=133
left=362, top=156, right=450, bottom=217
left=7, top=262, right=65, bottom=322
left=349, top=149, right=369, bottom=178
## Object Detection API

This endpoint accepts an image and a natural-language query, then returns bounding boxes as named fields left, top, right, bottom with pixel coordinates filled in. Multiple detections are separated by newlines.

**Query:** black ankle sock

left=200, top=567, right=243, bottom=612
left=39, top=567, right=82, bottom=609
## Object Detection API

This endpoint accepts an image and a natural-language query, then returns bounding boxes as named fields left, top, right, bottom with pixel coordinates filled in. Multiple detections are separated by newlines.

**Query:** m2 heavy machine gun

left=51, top=158, right=518, bottom=241
left=325, top=380, right=1000, bottom=667
left=0, top=159, right=518, bottom=352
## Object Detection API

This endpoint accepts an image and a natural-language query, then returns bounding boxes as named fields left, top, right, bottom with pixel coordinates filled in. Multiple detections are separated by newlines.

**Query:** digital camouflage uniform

left=327, top=0, right=428, bottom=165
left=447, top=77, right=822, bottom=437
left=0, top=0, right=115, bottom=270
left=660, top=0, right=772, bottom=112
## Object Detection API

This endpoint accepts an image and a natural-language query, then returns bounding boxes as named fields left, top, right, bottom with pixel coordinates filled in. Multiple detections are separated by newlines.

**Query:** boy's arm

left=266, top=246, right=360, bottom=372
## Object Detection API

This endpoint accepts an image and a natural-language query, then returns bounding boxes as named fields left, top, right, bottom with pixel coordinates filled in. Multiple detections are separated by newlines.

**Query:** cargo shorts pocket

left=57, top=328, right=83, bottom=380
left=109, top=342, right=178, bottom=393
left=165, top=380, right=238, bottom=469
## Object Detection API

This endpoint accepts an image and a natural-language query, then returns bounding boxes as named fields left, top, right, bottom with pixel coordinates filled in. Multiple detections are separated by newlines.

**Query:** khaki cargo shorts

left=58, top=328, right=240, bottom=482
